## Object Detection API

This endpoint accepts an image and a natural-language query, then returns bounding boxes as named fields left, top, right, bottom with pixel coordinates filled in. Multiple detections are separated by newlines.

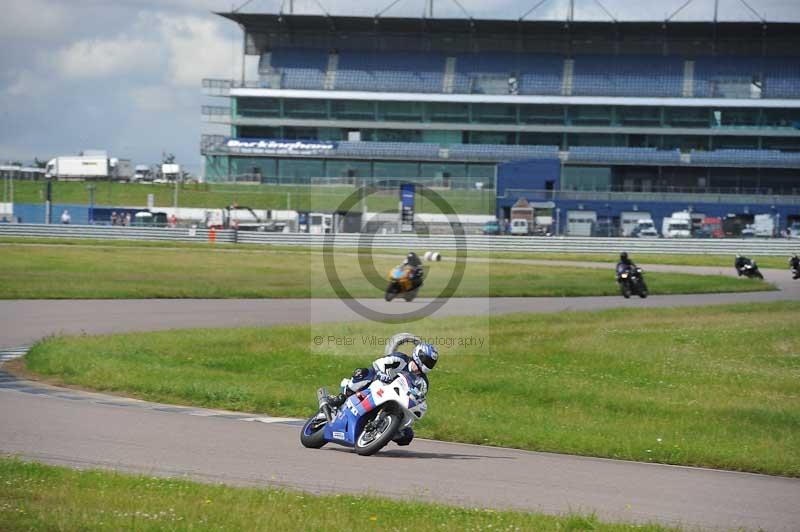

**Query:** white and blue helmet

left=412, top=343, right=438, bottom=374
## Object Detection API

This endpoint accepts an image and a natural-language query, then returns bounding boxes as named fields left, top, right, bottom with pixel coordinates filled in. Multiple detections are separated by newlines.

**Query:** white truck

left=662, top=211, right=692, bottom=238
left=752, top=214, right=776, bottom=238
left=634, top=218, right=659, bottom=238
left=45, top=155, right=109, bottom=180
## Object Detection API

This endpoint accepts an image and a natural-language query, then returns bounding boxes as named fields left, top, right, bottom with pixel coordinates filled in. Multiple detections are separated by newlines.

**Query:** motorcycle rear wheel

left=355, top=410, right=401, bottom=456
left=300, top=414, right=327, bottom=449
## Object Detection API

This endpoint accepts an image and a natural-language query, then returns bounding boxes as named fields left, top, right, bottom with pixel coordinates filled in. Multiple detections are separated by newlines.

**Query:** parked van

left=633, top=218, right=658, bottom=238
left=510, top=219, right=529, bottom=235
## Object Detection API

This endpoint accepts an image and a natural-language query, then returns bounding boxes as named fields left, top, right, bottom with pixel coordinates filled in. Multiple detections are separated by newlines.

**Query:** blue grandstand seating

left=453, top=53, right=562, bottom=95
left=262, top=47, right=800, bottom=98
left=571, top=55, right=684, bottom=97
left=335, top=142, right=441, bottom=159
left=690, top=149, right=800, bottom=167
left=762, top=58, right=800, bottom=98
left=568, top=147, right=682, bottom=164
left=446, top=144, right=560, bottom=160
left=335, top=51, right=445, bottom=93
left=268, top=49, right=328, bottom=90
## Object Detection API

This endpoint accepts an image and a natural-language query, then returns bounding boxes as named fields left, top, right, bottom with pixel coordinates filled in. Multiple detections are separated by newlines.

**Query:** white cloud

left=129, top=85, right=179, bottom=112
left=158, top=15, right=241, bottom=87
left=0, top=0, right=70, bottom=39
left=54, top=36, right=161, bottom=79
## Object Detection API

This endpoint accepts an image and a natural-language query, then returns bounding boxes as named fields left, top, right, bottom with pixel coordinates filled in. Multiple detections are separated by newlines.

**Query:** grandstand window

left=420, top=163, right=468, bottom=182
left=472, top=104, right=517, bottom=124
left=317, top=128, right=345, bottom=141
left=617, top=107, right=661, bottom=127
left=712, top=109, right=762, bottom=128
left=421, top=130, right=461, bottom=146
left=428, top=102, right=469, bottom=123
left=661, top=135, right=709, bottom=151
left=519, top=133, right=563, bottom=147
left=710, top=136, right=759, bottom=150
left=467, top=165, right=496, bottom=186
left=567, top=133, right=623, bottom=148
left=762, top=137, right=800, bottom=151
left=373, top=161, right=420, bottom=178
left=469, top=131, right=516, bottom=145
left=278, top=159, right=324, bottom=180
left=283, top=99, right=328, bottom=119
left=204, top=156, right=229, bottom=182
left=331, top=100, right=375, bottom=121
left=231, top=158, right=277, bottom=180
left=567, top=106, right=612, bottom=127
left=377, top=102, right=423, bottom=122
left=363, top=129, right=422, bottom=143
left=239, top=127, right=281, bottom=139
left=562, top=166, right=612, bottom=191
left=283, top=127, right=320, bottom=140
left=519, top=105, right=564, bottom=125
left=762, top=109, right=800, bottom=128
left=237, top=97, right=281, bottom=118
left=325, top=160, right=372, bottom=179
left=664, top=108, right=710, bottom=128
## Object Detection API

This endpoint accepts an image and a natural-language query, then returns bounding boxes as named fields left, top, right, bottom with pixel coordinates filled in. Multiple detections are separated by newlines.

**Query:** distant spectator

left=111, top=211, right=118, bottom=226
left=0, top=216, right=8, bottom=223
left=124, top=212, right=131, bottom=226
left=60, top=209, right=71, bottom=224
left=169, top=214, right=178, bottom=228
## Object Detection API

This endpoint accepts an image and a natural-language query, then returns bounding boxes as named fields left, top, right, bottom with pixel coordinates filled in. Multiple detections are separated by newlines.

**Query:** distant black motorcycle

left=735, top=257, right=764, bottom=279
left=790, top=255, right=799, bottom=280
left=618, top=266, right=649, bottom=299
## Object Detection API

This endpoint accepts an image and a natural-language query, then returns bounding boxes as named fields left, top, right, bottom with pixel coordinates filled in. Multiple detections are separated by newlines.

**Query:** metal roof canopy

left=219, top=13, right=800, bottom=57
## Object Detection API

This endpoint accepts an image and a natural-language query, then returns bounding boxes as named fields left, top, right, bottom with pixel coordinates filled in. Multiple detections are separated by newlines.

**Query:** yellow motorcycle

left=385, top=266, right=423, bottom=302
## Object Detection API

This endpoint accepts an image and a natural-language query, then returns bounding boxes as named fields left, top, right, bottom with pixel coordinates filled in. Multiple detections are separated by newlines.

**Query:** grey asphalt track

left=1, top=262, right=799, bottom=530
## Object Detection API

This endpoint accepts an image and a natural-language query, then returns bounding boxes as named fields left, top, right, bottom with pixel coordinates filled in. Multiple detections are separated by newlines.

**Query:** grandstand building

left=201, top=13, right=800, bottom=234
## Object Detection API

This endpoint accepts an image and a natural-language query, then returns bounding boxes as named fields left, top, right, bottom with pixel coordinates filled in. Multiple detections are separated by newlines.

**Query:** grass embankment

left=0, top=459, right=670, bottom=532
left=0, top=243, right=771, bottom=299
left=481, top=251, right=797, bottom=270
left=8, top=180, right=493, bottom=214
left=2, top=236, right=795, bottom=270
left=23, top=302, right=800, bottom=476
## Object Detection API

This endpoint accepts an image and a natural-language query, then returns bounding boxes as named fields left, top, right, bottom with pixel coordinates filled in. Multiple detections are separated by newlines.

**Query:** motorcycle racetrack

left=1, top=262, right=799, bottom=530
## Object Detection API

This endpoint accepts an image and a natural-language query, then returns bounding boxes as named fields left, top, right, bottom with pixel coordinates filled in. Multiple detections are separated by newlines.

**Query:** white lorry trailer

left=661, top=211, right=692, bottom=238
left=45, top=155, right=109, bottom=180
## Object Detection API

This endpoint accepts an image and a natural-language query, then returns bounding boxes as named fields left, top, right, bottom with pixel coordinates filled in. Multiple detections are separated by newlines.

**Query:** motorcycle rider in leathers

left=324, top=333, right=438, bottom=446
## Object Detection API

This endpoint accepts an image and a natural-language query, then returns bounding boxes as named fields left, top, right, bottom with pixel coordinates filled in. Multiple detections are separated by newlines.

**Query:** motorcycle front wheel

left=300, top=414, right=327, bottom=449
left=355, top=410, right=401, bottom=456
left=385, top=284, right=398, bottom=302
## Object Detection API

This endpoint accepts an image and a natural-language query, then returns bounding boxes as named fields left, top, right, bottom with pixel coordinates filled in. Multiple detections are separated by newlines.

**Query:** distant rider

left=735, top=254, right=751, bottom=275
left=400, top=252, right=424, bottom=287
left=790, top=254, right=800, bottom=277
left=324, top=333, right=438, bottom=446
left=616, top=252, right=636, bottom=282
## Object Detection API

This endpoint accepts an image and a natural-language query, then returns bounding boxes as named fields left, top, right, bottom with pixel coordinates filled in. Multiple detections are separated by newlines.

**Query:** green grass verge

left=7, top=180, right=494, bottom=214
left=2, top=236, right=796, bottom=270
left=0, top=243, right=772, bottom=299
left=0, top=458, right=671, bottom=531
left=23, top=302, right=800, bottom=476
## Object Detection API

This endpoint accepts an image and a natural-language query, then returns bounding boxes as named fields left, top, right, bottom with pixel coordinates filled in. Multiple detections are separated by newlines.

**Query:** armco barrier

left=1, top=224, right=799, bottom=255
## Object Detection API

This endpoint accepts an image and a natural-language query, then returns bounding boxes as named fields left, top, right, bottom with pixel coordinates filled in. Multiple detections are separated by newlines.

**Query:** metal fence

left=2, top=224, right=798, bottom=255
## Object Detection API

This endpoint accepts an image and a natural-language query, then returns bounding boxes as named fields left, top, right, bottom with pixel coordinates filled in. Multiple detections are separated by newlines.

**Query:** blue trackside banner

left=225, top=138, right=336, bottom=155
left=400, top=183, right=415, bottom=232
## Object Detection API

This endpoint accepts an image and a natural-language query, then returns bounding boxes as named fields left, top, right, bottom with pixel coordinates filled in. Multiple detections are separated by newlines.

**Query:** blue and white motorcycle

left=300, top=372, right=427, bottom=456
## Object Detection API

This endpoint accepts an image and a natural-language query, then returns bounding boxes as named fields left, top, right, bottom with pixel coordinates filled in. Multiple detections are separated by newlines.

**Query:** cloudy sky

left=1, top=0, right=799, bottom=174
